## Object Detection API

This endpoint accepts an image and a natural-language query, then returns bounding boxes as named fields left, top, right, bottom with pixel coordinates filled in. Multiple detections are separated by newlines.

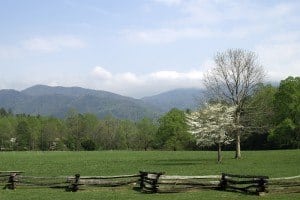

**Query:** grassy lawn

left=0, top=150, right=299, bottom=199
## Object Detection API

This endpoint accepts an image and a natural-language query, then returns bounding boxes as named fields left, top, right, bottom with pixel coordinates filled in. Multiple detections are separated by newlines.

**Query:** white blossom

left=10, top=137, right=16, bottom=143
left=186, top=103, right=237, bottom=146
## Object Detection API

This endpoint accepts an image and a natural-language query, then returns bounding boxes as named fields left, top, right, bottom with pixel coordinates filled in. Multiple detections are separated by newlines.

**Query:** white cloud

left=124, top=25, right=267, bottom=44
left=16, top=66, right=203, bottom=98
left=22, top=35, right=86, bottom=52
left=0, top=64, right=203, bottom=98
left=64, top=0, right=114, bottom=16
left=150, top=70, right=180, bottom=79
left=268, top=31, right=300, bottom=43
left=0, top=46, right=22, bottom=59
left=124, top=27, right=213, bottom=44
left=153, top=0, right=182, bottom=6
left=267, top=2, right=294, bottom=17
left=89, top=67, right=204, bottom=97
left=185, top=70, right=204, bottom=80
left=255, top=31, right=300, bottom=81
left=177, top=0, right=297, bottom=25
left=150, top=70, right=203, bottom=80
left=125, top=0, right=300, bottom=44
left=116, top=72, right=142, bottom=83
left=0, top=35, right=86, bottom=59
left=92, top=66, right=112, bottom=80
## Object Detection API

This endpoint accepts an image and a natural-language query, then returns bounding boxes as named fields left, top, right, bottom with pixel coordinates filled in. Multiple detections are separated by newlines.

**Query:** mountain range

left=0, top=85, right=204, bottom=120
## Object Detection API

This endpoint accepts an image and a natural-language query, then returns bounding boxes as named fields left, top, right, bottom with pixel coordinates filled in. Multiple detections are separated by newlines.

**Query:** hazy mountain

left=0, top=90, right=32, bottom=113
left=0, top=85, right=204, bottom=120
left=0, top=85, right=160, bottom=120
left=142, top=88, right=204, bottom=112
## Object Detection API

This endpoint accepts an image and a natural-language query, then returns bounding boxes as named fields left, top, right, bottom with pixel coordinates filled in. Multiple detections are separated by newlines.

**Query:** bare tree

left=203, top=49, right=265, bottom=159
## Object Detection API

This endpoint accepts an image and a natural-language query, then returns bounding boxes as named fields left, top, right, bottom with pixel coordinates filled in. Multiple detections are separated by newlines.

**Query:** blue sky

left=0, top=0, right=299, bottom=98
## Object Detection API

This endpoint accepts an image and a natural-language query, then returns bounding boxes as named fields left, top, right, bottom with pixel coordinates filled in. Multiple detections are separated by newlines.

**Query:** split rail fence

left=1, top=171, right=299, bottom=195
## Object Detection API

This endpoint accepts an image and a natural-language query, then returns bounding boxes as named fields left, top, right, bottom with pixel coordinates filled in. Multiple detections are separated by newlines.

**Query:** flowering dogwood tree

left=186, top=103, right=237, bottom=163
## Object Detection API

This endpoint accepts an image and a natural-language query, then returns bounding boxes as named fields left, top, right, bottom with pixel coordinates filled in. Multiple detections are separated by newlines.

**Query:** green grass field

left=0, top=150, right=299, bottom=199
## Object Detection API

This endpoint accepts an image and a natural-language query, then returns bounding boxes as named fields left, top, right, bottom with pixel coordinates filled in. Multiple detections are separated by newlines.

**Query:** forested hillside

left=0, top=85, right=160, bottom=120
left=0, top=85, right=202, bottom=120
left=142, top=88, right=204, bottom=112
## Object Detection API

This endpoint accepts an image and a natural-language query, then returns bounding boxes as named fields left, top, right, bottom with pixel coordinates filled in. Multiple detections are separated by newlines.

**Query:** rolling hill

left=142, top=88, right=204, bottom=112
left=0, top=85, right=203, bottom=120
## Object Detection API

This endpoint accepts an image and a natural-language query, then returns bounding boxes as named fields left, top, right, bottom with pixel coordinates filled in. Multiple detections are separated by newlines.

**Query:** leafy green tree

left=116, top=120, right=139, bottom=150
left=77, top=113, right=99, bottom=150
left=274, top=77, right=300, bottom=124
left=243, top=84, right=277, bottom=131
left=239, top=84, right=277, bottom=149
left=114, top=121, right=127, bottom=150
left=16, top=120, right=31, bottom=150
left=270, top=77, right=300, bottom=148
left=156, top=108, right=191, bottom=151
left=65, top=110, right=88, bottom=150
left=82, top=113, right=98, bottom=139
left=40, top=117, right=66, bottom=150
left=94, top=115, right=119, bottom=150
left=26, top=116, right=42, bottom=150
left=0, top=108, right=8, bottom=117
left=269, top=118, right=299, bottom=148
left=81, top=139, right=96, bottom=151
left=136, top=118, right=157, bottom=150
left=0, top=116, right=16, bottom=149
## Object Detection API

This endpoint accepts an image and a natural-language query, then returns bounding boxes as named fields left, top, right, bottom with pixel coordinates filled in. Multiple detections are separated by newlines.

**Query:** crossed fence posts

left=1, top=171, right=23, bottom=190
left=219, top=173, right=269, bottom=195
left=2, top=170, right=298, bottom=196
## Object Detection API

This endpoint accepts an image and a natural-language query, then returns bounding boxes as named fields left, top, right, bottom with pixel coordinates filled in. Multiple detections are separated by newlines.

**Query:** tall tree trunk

left=217, top=143, right=222, bottom=163
left=235, top=132, right=241, bottom=159
left=235, top=111, right=242, bottom=159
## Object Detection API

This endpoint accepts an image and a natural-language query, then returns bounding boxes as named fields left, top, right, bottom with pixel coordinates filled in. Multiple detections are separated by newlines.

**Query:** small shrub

left=81, top=139, right=96, bottom=151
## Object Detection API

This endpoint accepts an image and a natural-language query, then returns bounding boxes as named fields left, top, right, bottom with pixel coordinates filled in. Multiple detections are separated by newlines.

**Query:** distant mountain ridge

left=142, top=88, right=204, bottom=112
left=0, top=85, right=203, bottom=120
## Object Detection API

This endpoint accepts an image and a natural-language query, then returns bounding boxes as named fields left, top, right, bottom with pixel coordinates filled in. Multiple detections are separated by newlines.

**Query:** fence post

left=67, top=174, right=80, bottom=192
left=256, top=177, right=268, bottom=195
left=152, top=173, right=163, bottom=193
left=73, top=173, right=80, bottom=192
left=139, top=171, right=147, bottom=189
left=7, top=173, right=17, bottom=190
left=219, top=173, right=227, bottom=190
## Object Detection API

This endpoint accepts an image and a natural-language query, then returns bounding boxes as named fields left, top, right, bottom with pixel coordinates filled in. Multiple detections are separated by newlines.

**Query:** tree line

left=0, top=109, right=159, bottom=151
left=0, top=76, right=298, bottom=152
left=242, top=76, right=300, bottom=150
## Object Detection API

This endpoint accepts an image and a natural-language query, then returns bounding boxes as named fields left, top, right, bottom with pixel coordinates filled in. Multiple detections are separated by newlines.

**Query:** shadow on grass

left=151, top=158, right=212, bottom=166
left=134, top=186, right=261, bottom=196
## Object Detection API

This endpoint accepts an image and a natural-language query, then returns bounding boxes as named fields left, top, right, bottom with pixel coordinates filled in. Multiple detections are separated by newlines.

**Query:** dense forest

left=0, top=76, right=299, bottom=151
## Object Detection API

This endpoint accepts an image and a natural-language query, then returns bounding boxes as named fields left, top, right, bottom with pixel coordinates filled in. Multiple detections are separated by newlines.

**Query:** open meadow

left=0, top=150, right=299, bottom=200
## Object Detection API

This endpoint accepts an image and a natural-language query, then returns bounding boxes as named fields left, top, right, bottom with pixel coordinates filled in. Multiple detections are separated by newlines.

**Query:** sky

left=0, top=0, right=299, bottom=98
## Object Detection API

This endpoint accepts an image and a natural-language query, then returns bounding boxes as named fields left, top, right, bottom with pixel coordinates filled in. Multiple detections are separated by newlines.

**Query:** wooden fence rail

left=1, top=170, right=299, bottom=195
left=139, top=172, right=271, bottom=195
left=268, top=175, right=300, bottom=194
left=157, top=174, right=221, bottom=192
left=0, top=171, right=24, bottom=190
left=66, top=174, right=140, bottom=188
left=219, top=173, right=269, bottom=195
